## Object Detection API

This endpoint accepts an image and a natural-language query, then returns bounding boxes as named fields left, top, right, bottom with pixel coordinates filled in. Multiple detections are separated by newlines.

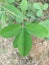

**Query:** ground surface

left=0, top=36, right=49, bottom=65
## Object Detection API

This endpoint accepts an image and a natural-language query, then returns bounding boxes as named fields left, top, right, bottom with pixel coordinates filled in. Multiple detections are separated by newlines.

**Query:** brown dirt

left=0, top=36, right=49, bottom=65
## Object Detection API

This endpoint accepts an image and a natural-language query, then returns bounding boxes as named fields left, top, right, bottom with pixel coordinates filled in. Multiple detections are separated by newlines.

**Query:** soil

left=0, top=36, right=49, bottom=65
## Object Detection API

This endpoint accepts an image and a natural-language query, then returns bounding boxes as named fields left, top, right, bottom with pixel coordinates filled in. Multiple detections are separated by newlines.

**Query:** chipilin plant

left=0, top=0, right=49, bottom=56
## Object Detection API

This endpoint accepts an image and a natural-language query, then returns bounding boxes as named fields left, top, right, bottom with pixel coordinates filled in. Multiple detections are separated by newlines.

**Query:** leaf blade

left=7, top=0, right=15, bottom=3
left=20, top=0, right=27, bottom=12
left=17, top=28, right=32, bottom=56
left=13, top=30, right=21, bottom=48
left=1, top=24, right=21, bottom=38
left=42, top=3, right=48, bottom=10
left=40, top=19, right=49, bottom=37
left=26, top=23, right=48, bottom=38
left=3, top=4, right=25, bottom=23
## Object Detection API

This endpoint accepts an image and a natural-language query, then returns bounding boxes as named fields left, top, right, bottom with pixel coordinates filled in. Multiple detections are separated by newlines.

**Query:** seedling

left=0, top=0, right=49, bottom=56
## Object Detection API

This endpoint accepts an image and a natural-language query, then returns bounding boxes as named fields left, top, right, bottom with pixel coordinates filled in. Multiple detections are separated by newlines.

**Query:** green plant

left=40, top=19, right=49, bottom=38
left=0, top=0, right=49, bottom=56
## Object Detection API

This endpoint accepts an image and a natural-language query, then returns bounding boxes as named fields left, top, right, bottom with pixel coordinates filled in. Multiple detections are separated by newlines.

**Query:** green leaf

left=13, top=37, right=18, bottom=48
left=40, top=19, right=49, bottom=37
left=26, top=23, right=48, bottom=38
left=7, top=0, right=15, bottom=3
left=3, top=4, right=25, bottom=23
left=17, top=28, right=32, bottom=56
left=0, top=0, right=5, bottom=2
left=36, top=10, right=43, bottom=17
left=42, top=3, right=48, bottom=10
left=16, top=16, right=23, bottom=23
left=13, top=30, right=21, bottom=48
left=1, top=24, right=21, bottom=38
left=20, top=0, right=27, bottom=12
left=1, top=12, right=7, bottom=28
left=33, top=2, right=42, bottom=10
left=0, top=10, right=3, bottom=19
